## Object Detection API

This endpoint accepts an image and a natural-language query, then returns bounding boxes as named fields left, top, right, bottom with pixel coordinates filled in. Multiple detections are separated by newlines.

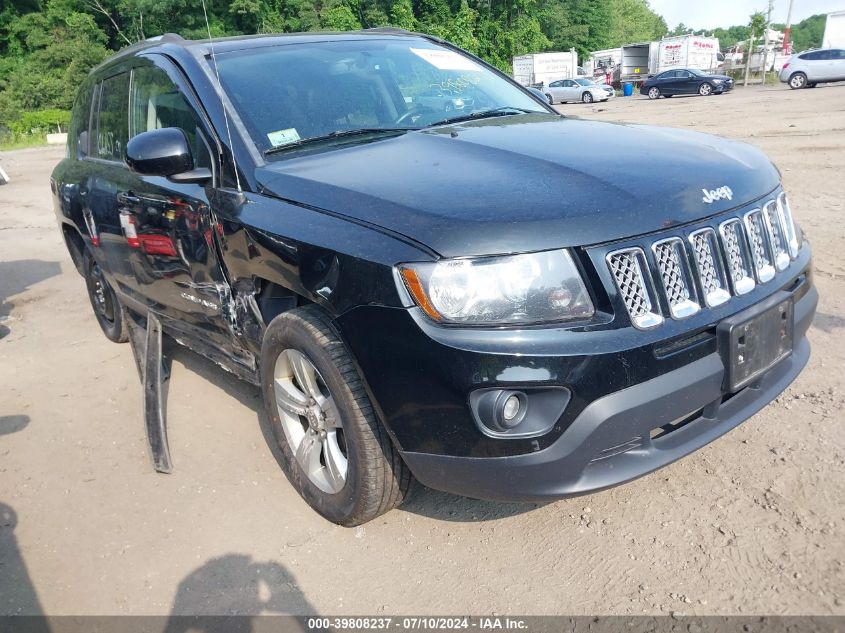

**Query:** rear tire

left=647, top=86, right=660, bottom=99
left=260, top=305, right=414, bottom=526
left=83, top=250, right=127, bottom=343
left=789, top=72, right=807, bottom=89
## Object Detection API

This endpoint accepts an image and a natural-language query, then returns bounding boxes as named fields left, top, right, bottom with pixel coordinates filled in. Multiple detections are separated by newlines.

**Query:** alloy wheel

left=273, top=348, right=347, bottom=494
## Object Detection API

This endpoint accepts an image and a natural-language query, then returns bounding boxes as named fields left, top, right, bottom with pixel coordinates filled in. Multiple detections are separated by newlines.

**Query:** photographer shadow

left=163, top=554, right=316, bottom=633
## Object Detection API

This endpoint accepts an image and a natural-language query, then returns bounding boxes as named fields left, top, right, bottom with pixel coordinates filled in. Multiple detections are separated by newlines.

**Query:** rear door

left=559, top=79, right=578, bottom=102
left=546, top=80, right=564, bottom=102
left=85, top=69, right=140, bottom=296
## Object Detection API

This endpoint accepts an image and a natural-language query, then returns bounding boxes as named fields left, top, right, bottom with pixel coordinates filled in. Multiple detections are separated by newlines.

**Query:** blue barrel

left=623, top=82, right=633, bottom=97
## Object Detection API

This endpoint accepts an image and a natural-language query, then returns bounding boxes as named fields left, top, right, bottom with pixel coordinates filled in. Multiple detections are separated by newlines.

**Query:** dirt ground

left=1, top=84, right=844, bottom=618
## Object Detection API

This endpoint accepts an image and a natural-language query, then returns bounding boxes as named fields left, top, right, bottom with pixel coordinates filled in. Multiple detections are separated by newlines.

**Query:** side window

left=835, top=50, right=845, bottom=59
left=816, top=50, right=832, bottom=61
left=96, top=72, right=130, bottom=161
left=69, top=81, right=94, bottom=159
left=131, top=65, right=211, bottom=169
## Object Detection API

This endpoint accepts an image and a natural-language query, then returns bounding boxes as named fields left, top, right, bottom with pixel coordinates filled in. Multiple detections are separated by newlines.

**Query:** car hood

left=255, top=114, right=780, bottom=258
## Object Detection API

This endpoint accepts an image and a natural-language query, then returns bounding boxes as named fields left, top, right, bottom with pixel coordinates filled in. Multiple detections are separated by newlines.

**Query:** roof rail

left=145, top=33, right=186, bottom=43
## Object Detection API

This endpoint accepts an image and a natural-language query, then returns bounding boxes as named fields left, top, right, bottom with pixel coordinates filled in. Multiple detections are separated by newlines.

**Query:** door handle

left=117, top=191, right=140, bottom=206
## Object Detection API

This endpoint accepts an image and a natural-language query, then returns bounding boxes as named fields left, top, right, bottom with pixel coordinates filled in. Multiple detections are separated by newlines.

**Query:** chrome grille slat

left=652, top=238, right=700, bottom=319
left=718, top=218, right=756, bottom=295
left=604, top=193, right=800, bottom=329
left=777, top=192, right=800, bottom=259
left=744, top=209, right=776, bottom=283
left=763, top=200, right=790, bottom=271
left=606, top=248, right=663, bottom=330
left=689, top=228, right=731, bottom=307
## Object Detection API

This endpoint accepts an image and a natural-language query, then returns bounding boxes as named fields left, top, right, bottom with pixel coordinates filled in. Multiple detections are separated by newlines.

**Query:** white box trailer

left=658, top=35, right=721, bottom=73
left=621, top=42, right=659, bottom=81
left=512, top=52, right=581, bottom=85
left=585, top=47, right=622, bottom=77
left=823, top=10, right=845, bottom=48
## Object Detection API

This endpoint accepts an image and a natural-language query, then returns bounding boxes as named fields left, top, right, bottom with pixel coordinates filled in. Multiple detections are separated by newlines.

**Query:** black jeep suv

left=51, top=30, right=817, bottom=525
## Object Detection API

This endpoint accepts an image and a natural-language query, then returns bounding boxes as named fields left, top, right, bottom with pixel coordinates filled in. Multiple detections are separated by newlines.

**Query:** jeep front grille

left=605, top=193, right=800, bottom=329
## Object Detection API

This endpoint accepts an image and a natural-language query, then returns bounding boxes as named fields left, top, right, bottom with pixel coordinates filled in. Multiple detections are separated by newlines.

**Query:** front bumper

left=401, top=298, right=813, bottom=502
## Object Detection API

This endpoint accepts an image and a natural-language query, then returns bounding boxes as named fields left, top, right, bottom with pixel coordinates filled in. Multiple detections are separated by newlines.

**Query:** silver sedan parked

left=544, top=78, right=613, bottom=104
left=779, top=48, right=845, bottom=89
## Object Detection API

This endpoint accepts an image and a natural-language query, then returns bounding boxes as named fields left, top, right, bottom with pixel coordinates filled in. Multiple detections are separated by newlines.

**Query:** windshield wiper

left=264, top=128, right=409, bottom=156
left=425, top=106, right=540, bottom=128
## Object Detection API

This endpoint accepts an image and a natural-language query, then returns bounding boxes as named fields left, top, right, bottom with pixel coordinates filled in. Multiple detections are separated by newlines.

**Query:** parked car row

left=535, top=47, right=844, bottom=107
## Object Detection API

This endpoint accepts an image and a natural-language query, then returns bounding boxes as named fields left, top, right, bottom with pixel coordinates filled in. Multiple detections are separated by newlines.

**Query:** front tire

left=698, top=82, right=713, bottom=96
left=647, top=86, right=660, bottom=99
left=260, top=305, right=413, bottom=526
left=789, top=72, right=807, bottom=89
left=582, top=91, right=594, bottom=103
left=83, top=250, right=127, bottom=343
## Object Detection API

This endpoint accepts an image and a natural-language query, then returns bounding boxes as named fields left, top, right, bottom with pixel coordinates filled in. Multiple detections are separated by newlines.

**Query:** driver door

left=118, top=56, right=231, bottom=337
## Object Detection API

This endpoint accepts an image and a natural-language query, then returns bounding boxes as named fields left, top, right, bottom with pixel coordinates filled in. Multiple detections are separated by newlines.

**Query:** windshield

left=214, top=38, right=547, bottom=155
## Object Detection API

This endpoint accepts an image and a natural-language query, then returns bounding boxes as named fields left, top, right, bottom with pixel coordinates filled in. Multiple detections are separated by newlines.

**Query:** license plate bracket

left=717, top=292, right=794, bottom=392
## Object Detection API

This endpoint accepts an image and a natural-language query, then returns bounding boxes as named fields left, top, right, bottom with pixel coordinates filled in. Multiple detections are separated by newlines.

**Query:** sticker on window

left=267, top=128, right=301, bottom=147
left=409, top=48, right=483, bottom=72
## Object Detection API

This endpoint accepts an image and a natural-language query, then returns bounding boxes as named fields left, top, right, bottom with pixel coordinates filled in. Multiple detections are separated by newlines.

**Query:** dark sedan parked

left=641, top=68, right=734, bottom=99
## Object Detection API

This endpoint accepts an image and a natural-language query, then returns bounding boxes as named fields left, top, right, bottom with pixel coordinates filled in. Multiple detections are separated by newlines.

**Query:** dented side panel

left=211, top=189, right=433, bottom=350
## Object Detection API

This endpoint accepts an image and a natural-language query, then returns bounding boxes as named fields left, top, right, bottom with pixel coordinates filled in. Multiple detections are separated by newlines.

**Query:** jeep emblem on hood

left=702, top=186, right=733, bottom=204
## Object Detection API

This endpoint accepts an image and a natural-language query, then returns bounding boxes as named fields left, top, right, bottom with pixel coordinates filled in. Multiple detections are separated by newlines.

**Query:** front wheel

left=698, top=82, right=713, bottom=96
left=647, top=86, right=660, bottom=100
left=789, top=72, right=807, bottom=89
left=582, top=92, right=594, bottom=103
left=260, top=305, right=414, bottom=526
left=83, top=250, right=127, bottom=343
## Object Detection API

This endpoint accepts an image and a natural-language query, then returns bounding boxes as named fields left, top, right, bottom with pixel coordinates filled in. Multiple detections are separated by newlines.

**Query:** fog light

left=502, top=394, right=521, bottom=422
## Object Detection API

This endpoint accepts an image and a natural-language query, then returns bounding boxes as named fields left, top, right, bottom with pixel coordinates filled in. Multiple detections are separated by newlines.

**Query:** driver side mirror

left=125, top=127, right=211, bottom=184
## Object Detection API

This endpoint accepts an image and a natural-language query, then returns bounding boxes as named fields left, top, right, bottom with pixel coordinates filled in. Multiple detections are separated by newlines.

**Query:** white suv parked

left=779, top=48, right=845, bottom=89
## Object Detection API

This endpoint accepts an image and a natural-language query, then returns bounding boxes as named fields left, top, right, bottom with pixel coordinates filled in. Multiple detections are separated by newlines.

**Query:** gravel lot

left=1, top=84, right=844, bottom=617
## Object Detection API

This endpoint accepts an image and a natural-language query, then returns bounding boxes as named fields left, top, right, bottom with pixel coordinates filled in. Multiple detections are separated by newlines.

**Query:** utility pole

left=761, top=0, right=774, bottom=84
left=744, top=29, right=755, bottom=86
left=783, top=0, right=796, bottom=55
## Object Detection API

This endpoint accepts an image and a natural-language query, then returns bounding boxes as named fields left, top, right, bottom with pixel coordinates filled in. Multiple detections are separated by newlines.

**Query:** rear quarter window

left=69, top=81, right=95, bottom=159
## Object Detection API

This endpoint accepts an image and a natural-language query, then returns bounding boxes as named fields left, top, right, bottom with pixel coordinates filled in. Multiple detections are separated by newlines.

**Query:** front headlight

left=397, top=249, right=595, bottom=325
left=712, top=79, right=723, bottom=84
